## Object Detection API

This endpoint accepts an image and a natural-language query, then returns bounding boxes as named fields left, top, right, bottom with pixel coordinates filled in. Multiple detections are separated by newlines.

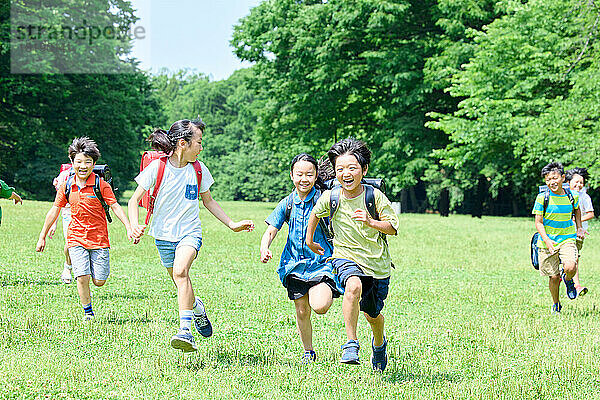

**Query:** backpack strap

left=542, top=189, right=550, bottom=218
left=328, top=186, right=341, bottom=237
left=284, top=191, right=295, bottom=223
left=364, top=184, right=378, bottom=220
left=191, top=160, right=203, bottom=194
left=64, top=174, right=74, bottom=203
left=145, top=156, right=167, bottom=226
left=94, top=175, right=112, bottom=223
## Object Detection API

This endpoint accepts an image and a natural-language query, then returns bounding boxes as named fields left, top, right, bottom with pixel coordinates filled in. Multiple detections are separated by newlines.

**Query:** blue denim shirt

left=266, top=187, right=334, bottom=285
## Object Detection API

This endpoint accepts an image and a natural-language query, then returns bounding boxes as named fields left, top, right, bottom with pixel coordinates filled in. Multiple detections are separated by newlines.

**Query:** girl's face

left=335, top=153, right=367, bottom=196
left=291, top=160, right=317, bottom=196
left=569, top=173, right=585, bottom=192
left=72, top=153, right=95, bottom=181
left=180, top=128, right=203, bottom=163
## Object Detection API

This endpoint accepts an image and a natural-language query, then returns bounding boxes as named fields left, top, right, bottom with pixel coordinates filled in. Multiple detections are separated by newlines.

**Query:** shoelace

left=195, top=312, right=209, bottom=326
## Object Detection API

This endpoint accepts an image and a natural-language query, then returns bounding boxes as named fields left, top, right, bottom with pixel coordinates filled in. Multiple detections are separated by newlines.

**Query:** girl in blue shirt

left=260, top=153, right=339, bottom=363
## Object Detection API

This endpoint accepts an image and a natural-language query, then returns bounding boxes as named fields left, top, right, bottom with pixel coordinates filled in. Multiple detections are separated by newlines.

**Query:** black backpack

left=530, top=184, right=575, bottom=269
left=64, top=165, right=114, bottom=223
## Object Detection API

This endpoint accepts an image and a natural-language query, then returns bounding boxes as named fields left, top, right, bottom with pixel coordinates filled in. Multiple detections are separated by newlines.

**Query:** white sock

left=179, top=310, right=193, bottom=331
left=193, top=298, right=205, bottom=315
left=64, top=262, right=72, bottom=270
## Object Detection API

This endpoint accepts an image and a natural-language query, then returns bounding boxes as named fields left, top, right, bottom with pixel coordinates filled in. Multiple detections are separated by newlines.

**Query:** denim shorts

left=68, top=246, right=110, bottom=280
left=332, top=258, right=390, bottom=319
left=155, top=234, right=202, bottom=269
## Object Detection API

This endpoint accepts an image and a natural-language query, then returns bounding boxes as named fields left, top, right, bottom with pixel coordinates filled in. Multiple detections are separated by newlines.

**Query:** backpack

left=283, top=189, right=333, bottom=244
left=530, top=183, right=575, bottom=269
left=63, top=164, right=115, bottom=223
left=138, top=151, right=203, bottom=226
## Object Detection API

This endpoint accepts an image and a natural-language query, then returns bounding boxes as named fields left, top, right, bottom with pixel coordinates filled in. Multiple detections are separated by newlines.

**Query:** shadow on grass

left=104, top=316, right=154, bottom=325
left=179, top=346, right=282, bottom=370
left=382, top=367, right=461, bottom=385
left=99, top=292, right=149, bottom=300
left=0, top=273, right=62, bottom=287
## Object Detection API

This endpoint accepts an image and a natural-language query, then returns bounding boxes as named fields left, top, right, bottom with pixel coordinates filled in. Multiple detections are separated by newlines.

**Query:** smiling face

left=335, top=153, right=368, bottom=197
left=180, top=128, right=204, bottom=163
left=291, top=160, right=317, bottom=197
left=569, top=173, right=585, bottom=192
left=544, top=170, right=565, bottom=194
left=72, top=153, right=96, bottom=182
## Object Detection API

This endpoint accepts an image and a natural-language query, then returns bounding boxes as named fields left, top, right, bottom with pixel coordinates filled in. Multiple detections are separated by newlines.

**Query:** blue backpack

left=530, top=184, right=575, bottom=269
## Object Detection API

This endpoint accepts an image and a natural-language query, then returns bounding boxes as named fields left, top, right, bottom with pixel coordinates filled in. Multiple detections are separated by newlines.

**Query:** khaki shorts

left=538, top=242, right=578, bottom=277
left=576, top=238, right=584, bottom=252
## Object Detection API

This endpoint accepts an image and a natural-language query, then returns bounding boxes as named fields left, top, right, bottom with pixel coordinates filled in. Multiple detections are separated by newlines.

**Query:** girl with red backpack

left=128, top=118, right=254, bottom=353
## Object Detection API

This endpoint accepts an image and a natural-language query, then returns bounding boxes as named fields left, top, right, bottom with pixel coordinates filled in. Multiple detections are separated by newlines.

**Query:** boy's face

left=72, top=153, right=96, bottom=181
left=544, top=171, right=565, bottom=194
left=335, top=153, right=367, bottom=195
left=569, top=174, right=585, bottom=192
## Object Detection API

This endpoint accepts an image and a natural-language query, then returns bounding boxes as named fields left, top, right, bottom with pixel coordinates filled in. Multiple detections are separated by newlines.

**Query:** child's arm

left=8, top=192, right=22, bottom=204
left=36, top=206, right=62, bottom=252
left=582, top=210, right=595, bottom=223
left=200, top=189, right=254, bottom=232
left=127, top=185, right=147, bottom=239
left=351, top=209, right=397, bottom=235
left=48, top=220, right=58, bottom=239
left=110, top=202, right=139, bottom=244
left=534, top=214, right=556, bottom=254
left=573, top=207, right=585, bottom=239
left=306, top=212, right=325, bottom=255
left=260, top=225, right=279, bottom=263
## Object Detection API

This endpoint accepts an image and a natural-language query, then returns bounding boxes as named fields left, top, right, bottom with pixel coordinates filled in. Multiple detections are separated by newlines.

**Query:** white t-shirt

left=135, top=159, right=214, bottom=241
left=53, top=169, right=72, bottom=212
left=578, top=188, right=594, bottom=230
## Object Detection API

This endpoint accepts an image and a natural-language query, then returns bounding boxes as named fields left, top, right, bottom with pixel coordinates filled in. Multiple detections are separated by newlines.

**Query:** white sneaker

left=60, top=266, right=72, bottom=284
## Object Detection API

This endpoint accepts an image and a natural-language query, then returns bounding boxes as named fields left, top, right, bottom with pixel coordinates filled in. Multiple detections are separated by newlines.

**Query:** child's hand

left=35, top=238, right=46, bottom=252
left=544, top=240, right=556, bottom=254
left=351, top=209, right=372, bottom=226
left=48, top=224, right=57, bottom=239
left=577, top=227, right=586, bottom=240
left=126, top=228, right=141, bottom=244
left=132, top=224, right=146, bottom=239
left=307, top=240, right=325, bottom=256
left=230, top=220, right=255, bottom=232
left=9, top=192, right=22, bottom=205
left=260, top=248, right=272, bottom=263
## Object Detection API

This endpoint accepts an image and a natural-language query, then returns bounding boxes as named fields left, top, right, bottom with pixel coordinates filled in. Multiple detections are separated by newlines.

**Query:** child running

left=566, top=167, right=595, bottom=296
left=49, top=165, right=74, bottom=283
left=306, top=138, right=399, bottom=371
left=260, top=153, right=340, bottom=364
left=128, top=118, right=254, bottom=353
left=533, top=162, right=585, bottom=314
left=36, top=137, right=136, bottom=320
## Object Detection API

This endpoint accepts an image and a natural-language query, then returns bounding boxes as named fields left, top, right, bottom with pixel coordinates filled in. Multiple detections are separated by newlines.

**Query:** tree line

left=1, top=0, right=599, bottom=215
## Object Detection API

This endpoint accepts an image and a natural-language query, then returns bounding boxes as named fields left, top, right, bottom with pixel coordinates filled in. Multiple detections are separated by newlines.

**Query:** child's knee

left=345, top=277, right=362, bottom=298
left=563, top=262, right=577, bottom=274
left=311, top=299, right=332, bottom=315
left=172, top=267, right=189, bottom=281
left=92, top=278, right=106, bottom=287
left=295, top=302, right=311, bottom=320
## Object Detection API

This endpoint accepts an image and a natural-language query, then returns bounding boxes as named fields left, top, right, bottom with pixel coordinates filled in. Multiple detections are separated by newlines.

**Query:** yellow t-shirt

left=313, top=187, right=399, bottom=279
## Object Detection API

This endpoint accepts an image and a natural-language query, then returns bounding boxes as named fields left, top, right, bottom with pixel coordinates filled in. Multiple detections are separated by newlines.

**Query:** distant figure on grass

left=566, top=167, right=595, bottom=297
left=532, top=162, right=585, bottom=314
left=48, top=165, right=74, bottom=284
left=306, top=138, right=399, bottom=371
left=36, top=137, right=137, bottom=321
left=260, top=153, right=341, bottom=364
left=128, top=118, right=255, bottom=353
left=0, top=178, right=23, bottom=225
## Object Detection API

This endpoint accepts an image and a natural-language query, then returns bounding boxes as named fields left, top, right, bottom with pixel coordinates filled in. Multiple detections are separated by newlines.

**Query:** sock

left=193, top=298, right=205, bottom=315
left=83, top=303, right=94, bottom=316
left=179, top=310, right=194, bottom=331
left=64, top=262, right=72, bottom=270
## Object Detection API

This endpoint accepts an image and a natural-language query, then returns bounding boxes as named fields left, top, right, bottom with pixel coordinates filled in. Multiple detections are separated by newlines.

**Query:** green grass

left=1, top=200, right=600, bottom=399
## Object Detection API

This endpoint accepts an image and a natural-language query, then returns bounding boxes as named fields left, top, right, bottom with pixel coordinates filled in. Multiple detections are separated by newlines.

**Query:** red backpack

left=138, top=151, right=203, bottom=225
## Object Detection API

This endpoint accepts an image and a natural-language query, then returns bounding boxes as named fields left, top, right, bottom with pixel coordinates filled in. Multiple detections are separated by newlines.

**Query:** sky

left=129, top=0, right=262, bottom=81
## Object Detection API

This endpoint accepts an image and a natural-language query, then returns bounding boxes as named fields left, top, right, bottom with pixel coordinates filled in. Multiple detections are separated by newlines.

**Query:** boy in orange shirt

left=36, top=137, right=137, bottom=320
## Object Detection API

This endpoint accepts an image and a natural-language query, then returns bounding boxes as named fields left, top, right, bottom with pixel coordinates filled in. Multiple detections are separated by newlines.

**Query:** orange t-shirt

left=54, top=172, right=117, bottom=249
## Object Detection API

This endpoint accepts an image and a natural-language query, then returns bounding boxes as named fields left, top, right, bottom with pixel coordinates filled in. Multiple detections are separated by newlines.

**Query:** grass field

left=1, top=199, right=600, bottom=399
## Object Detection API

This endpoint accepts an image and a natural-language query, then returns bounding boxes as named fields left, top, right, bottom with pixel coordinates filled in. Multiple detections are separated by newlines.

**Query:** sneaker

left=371, top=337, right=388, bottom=372
left=60, top=266, right=72, bottom=284
left=170, top=328, right=197, bottom=353
left=576, top=285, right=589, bottom=297
left=193, top=297, right=213, bottom=338
left=302, top=350, right=316, bottom=364
left=551, top=303, right=562, bottom=315
left=340, top=340, right=360, bottom=364
left=561, top=272, right=578, bottom=299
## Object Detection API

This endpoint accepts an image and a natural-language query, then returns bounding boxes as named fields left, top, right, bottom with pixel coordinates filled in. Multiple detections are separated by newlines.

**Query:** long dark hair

left=148, top=118, right=206, bottom=154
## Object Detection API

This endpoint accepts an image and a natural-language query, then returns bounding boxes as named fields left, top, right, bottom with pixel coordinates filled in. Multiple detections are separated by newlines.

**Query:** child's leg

left=77, top=275, right=92, bottom=306
left=364, top=313, right=385, bottom=347
left=549, top=275, right=560, bottom=304
left=64, top=244, right=72, bottom=266
left=307, top=282, right=333, bottom=315
left=89, top=248, right=110, bottom=287
left=172, top=246, right=197, bottom=311
left=293, top=295, right=313, bottom=351
left=342, top=276, right=362, bottom=341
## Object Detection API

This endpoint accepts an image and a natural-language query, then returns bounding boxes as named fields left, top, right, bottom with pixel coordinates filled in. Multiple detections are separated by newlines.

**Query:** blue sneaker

left=340, top=340, right=360, bottom=364
left=193, top=297, right=213, bottom=337
left=371, top=337, right=388, bottom=372
left=561, top=272, right=578, bottom=299
left=302, top=350, right=316, bottom=364
left=170, top=328, right=197, bottom=353
left=551, top=303, right=562, bottom=315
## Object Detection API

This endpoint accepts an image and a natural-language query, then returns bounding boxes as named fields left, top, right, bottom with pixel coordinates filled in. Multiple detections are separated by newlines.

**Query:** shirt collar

left=72, top=172, right=96, bottom=188
left=293, top=187, right=317, bottom=204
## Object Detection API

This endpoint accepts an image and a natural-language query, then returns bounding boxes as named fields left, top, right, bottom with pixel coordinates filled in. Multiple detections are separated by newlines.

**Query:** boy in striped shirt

left=533, top=162, right=586, bottom=313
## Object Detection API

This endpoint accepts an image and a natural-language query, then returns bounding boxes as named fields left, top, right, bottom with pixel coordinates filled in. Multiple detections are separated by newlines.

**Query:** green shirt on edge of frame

left=0, top=179, right=16, bottom=225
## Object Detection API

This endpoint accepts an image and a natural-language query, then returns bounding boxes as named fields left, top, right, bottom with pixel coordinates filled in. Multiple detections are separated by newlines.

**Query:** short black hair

left=327, top=138, right=371, bottom=169
left=566, top=167, right=590, bottom=184
left=68, top=137, right=100, bottom=162
left=541, top=162, right=564, bottom=178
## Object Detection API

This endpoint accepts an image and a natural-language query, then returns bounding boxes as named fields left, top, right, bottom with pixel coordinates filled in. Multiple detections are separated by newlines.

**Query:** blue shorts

left=332, top=258, right=390, bottom=319
left=155, top=234, right=202, bottom=269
